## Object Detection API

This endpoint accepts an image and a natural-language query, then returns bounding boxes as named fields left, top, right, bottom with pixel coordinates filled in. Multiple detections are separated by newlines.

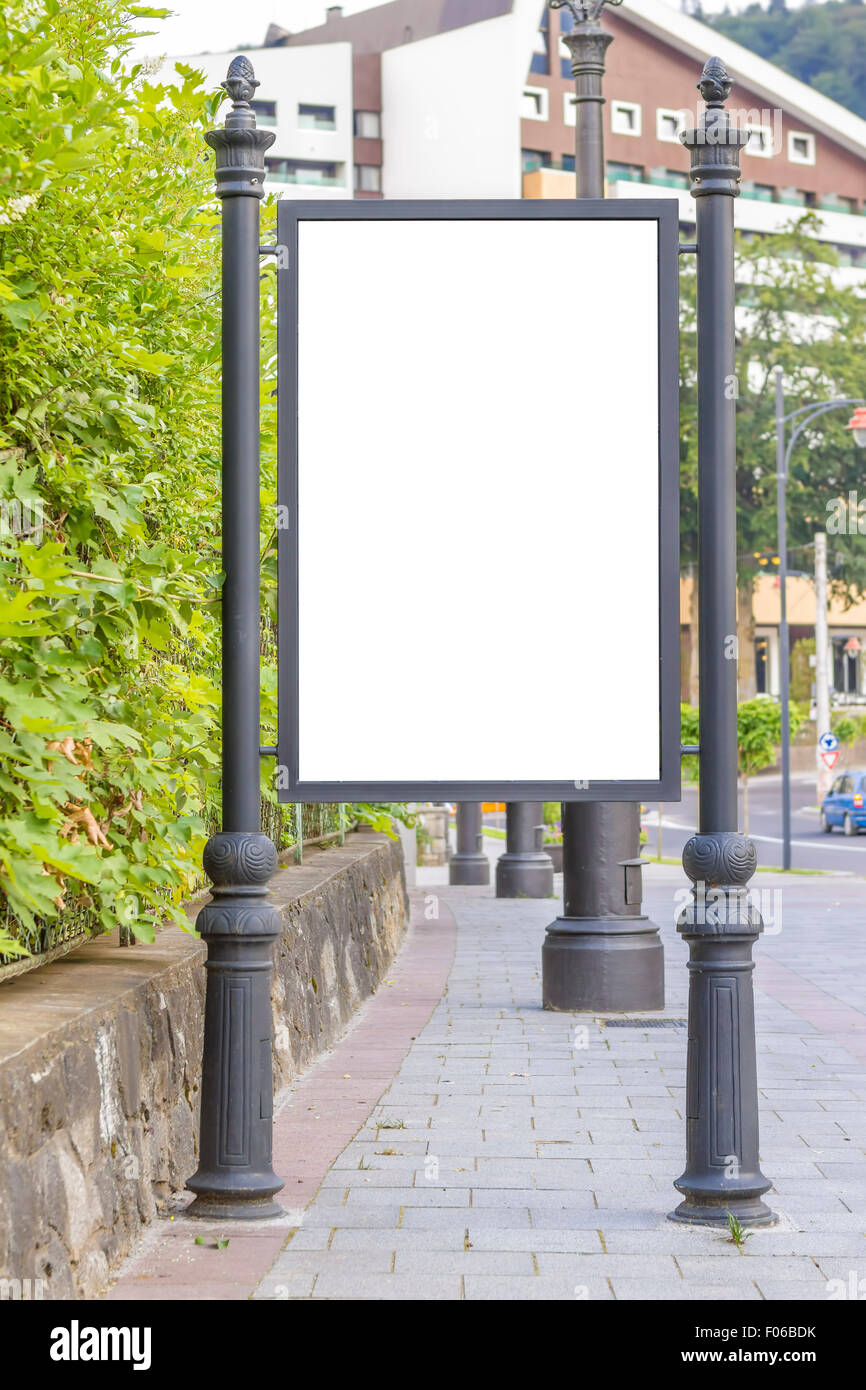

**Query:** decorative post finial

left=223, top=54, right=259, bottom=106
left=698, top=55, right=732, bottom=108
left=549, top=0, right=624, bottom=24
left=204, top=56, right=275, bottom=199
left=680, top=53, right=748, bottom=198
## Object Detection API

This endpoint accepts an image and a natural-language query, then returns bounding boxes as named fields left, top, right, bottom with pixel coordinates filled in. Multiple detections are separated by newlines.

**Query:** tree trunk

left=737, top=573, right=757, bottom=701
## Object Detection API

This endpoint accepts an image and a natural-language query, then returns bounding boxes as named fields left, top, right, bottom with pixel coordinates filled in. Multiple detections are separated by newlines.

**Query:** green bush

left=0, top=1, right=231, bottom=955
left=680, top=699, right=806, bottom=784
left=0, top=2, right=406, bottom=961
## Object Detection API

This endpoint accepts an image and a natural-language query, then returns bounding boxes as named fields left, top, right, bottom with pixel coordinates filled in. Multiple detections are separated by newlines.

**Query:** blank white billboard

left=278, top=204, right=679, bottom=799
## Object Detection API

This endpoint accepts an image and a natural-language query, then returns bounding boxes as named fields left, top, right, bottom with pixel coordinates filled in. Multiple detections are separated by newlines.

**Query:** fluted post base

left=496, top=802, right=554, bottom=899
left=186, top=832, right=285, bottom=1220
left=449, top=802, right=490, bottom=885
left=543, top=802, right=663, bottom=1012
left=670, top=832, right=775, bottom=1228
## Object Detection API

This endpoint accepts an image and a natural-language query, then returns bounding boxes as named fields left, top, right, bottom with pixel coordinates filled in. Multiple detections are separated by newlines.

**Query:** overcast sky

left=130, top=2, right=377, bottom=61
left=129, top=0, right=816, bottom=62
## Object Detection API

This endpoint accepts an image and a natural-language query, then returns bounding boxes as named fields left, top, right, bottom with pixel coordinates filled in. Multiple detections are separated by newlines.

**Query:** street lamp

left=846, top=406, right=866, bottom=446
left=774, top=371, right=866, bottom=871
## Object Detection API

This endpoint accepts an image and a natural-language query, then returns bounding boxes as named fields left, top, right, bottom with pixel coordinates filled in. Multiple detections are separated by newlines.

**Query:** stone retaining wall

left=0, top=834, right=408, bottom=1299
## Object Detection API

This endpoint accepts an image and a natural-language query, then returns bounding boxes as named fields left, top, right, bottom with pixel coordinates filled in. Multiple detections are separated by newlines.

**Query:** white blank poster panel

left=296, top=218, right=660, bottom=783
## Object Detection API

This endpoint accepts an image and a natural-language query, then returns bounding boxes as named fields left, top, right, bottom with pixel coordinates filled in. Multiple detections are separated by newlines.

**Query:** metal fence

left=0, top=798, right=349, bottom=980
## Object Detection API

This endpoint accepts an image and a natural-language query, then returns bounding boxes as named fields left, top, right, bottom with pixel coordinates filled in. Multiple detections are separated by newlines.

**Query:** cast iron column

left=186, top=58, right=284, bottom=1220
left=450, top=802, right=490, bottom=885
left=542, top=0, right=663, bottom=1012
left=671, top=57, right=774, bottom=1227
left=496, top=803, right=554, bottom=898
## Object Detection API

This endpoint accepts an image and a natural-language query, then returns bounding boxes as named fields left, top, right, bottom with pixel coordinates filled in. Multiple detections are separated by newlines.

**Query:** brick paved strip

left=106, top=893, right=455, bottom=1301
left=758, top=954, right=866, bottom=1062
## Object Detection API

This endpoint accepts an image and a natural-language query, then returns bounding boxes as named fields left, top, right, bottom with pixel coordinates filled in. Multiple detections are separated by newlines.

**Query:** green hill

left=708, top=1, right=866, bottom=119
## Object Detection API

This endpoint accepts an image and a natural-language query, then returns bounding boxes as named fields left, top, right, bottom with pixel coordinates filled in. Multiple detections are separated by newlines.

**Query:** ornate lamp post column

left=186, top=58, right=284, bottom=1220
left=542, top=0, right=663, bottom=1012
left=450, top=802, right=490, bottom=885
left=554, top=0, right=615, bottom=196
left=671, top=58, right=773, bottom=1227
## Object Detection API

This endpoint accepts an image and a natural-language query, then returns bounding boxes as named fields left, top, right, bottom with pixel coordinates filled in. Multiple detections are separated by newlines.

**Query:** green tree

left=711, top=2, right=866, bottom=119
left=0, top=2, right=404, bottom=962
left=681, top=699, right=805, bottom=833
left=679, top=215, right=866, bottom=702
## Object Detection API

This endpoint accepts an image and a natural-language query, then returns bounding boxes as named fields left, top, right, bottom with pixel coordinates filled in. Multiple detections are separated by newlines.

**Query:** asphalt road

left=647, top=771, right=866, bottom=875
left=479, top=774, right=866, bottom=875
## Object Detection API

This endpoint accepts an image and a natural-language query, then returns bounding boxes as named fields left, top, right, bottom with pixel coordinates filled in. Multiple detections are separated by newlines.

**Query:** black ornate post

left=542, top=0, right=663, bottom=1013
left=449, top=802, right=490, bottom=885
left=671, top=58, right=774, bottom=1227
left=553, top=0, right=616, bottom=197
left=186, top=58, right=284, bottom=1220
left=496, top=803, right=554, bottom=898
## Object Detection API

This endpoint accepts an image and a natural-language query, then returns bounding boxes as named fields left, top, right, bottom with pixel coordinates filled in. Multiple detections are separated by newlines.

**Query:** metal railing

left=0, top=798, right=352, bottom=978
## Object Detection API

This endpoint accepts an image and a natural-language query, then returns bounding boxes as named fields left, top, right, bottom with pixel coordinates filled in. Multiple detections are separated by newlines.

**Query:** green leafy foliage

left=710, top=2, right=866, bottom=121
left=679, top=215, right=866, bottom=599
left=0, top=1, right=230, bottom=956
left=831, top=712, right=866, bottom=746
left=680, top=699, right=806, bottom=784
left=0, top=2, right=410, bottom=963
left=737, top=697, right=807, bottom=778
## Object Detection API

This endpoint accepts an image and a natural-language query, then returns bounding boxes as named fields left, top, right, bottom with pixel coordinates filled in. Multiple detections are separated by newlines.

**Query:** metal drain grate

left=603, top=1018, right=687, bottom=1029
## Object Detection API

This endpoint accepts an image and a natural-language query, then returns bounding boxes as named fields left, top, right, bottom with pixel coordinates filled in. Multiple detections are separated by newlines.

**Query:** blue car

left=821, top=771, right=866, bottom=836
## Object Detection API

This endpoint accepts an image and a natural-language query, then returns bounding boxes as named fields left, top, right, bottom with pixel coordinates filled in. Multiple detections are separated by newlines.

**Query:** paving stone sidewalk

left=254, top=864, right=866, bottom=1302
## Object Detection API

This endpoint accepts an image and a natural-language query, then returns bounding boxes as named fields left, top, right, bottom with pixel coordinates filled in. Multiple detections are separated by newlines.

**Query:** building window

left=744, top=123, right=775, bottom=158
left=611, top=101, right=641, bottom=137
left=250, top=99, right=277, bottom=127
left=522, top=149, right=550, bottom=173
left=265, top=157, right=343, bottom=187
left=833, top=636, right=862, bottom=694
left=561, top=154, right=575, bottom=173
left=354, top=164, right=381, bottom=193
left=563, top=93, right=576, bottom=128
left=822, top=193, right=859, bottom=215
left=606, top=161, right=644, bottom=185
left=521, top=87, right=548, bottom=121
left=755, top=636, right=768, bottom=694
left=298, top=103, right=336, bottom=131
left=648, top=166, right=688, bottom=190
left=559, top=4, right=575, bottom=79
left=354, top=110, right=381, bottom=139
left=788, top=130, right=816, bottom=166
left=657, top=107, right=685, bottom=143
left=530, top=15, right=549, bottom=76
